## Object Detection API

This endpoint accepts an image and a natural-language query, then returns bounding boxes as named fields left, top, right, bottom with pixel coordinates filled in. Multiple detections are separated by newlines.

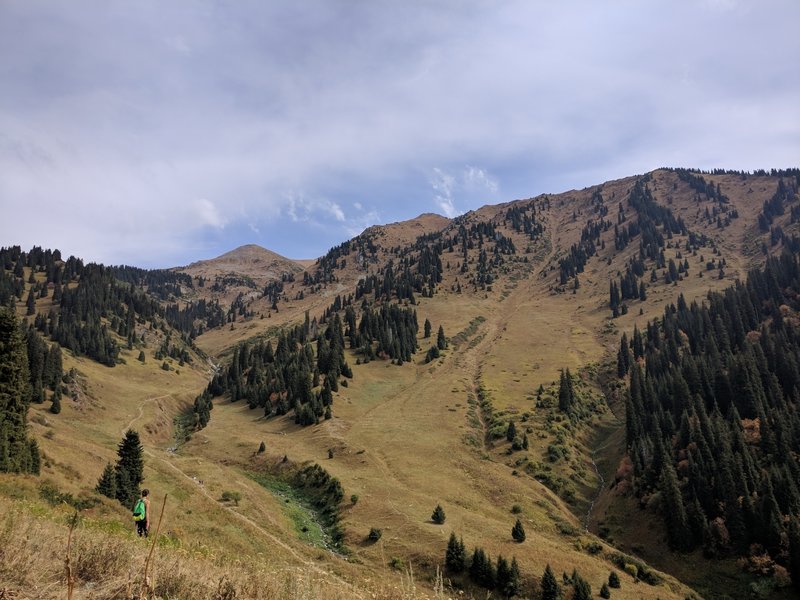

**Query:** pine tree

left=437, top=325, right=447, bottom=350
left=445, top=532, right=466, bottom=573
left=608, top=571, right=621, bottom=588
left=506, top=420, right=517, bottom=443
left=424, top=318, right=432, bottom=338
left=495, top=555, right=511, bottom=596
left=789, top=517, right=800, bottom=590
left=600, top=581, right=611, bottom=598
left=96, top=463, right=117, bottom=498
left=572, top=572, right=592, bottom=600
left=541, top=563, right=560, bottom=600
left=431, top=503, right=446, bottom=524
left=506, top=557, right=521, bottom=598
left=50, top=384, right=61, bottom=414
left=0, top=306, right=38, bottom=474
left=25, top=289, right=35, bottom=315
left=511, top=518, right=526, bottom=542
left=114, top=429, right=144, bottom=507
left=661, top=462, right=692, bottom=550
left=558, top=368, right=575, bottom=415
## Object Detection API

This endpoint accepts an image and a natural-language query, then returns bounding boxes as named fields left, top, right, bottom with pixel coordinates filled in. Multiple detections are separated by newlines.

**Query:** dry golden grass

left=9, top=169, right=794, bottom=599
left=0, top=492, right=459, bottom=600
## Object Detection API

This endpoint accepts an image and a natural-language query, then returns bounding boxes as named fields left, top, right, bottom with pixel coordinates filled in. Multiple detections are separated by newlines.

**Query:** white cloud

left=431, top=168, right=458, bottom=218
left=196, top=198, right=225, bottom=228
left=0, top=1, right=797, bottom=265
left=464, top=166, right=498, bottom=195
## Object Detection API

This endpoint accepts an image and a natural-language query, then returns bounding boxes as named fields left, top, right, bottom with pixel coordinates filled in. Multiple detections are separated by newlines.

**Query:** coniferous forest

left=618, top=251, right=800, bottom=579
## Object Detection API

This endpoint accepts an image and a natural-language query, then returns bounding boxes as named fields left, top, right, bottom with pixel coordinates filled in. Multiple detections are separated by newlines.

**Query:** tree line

left=617, top=250, right=800, bottom=586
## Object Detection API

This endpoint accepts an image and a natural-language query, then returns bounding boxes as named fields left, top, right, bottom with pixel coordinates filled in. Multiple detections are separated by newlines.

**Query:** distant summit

left=178, top=244, right=305, bottom=285
left=361, top=212, right=450, bottom=247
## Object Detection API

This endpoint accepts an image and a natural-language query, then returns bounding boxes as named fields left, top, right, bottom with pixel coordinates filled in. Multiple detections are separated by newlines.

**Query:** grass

left=248, top=471, right=329, bottom=550
left=10, top=169, right=789, bottom=598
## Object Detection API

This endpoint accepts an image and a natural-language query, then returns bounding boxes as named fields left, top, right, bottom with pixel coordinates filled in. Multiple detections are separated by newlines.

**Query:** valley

left=2, top=168, right=800, bottom=599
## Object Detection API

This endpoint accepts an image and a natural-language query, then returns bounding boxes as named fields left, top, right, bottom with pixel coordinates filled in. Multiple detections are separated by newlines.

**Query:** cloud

left=430, top=168, right=458, bottom=218
left=430, top=166, right=501, bottom=218
left=0, top=1, right=797, bottom=265
left=465, top=167, right=498, bottom=195
left=196, top=199, right=225, bottom=228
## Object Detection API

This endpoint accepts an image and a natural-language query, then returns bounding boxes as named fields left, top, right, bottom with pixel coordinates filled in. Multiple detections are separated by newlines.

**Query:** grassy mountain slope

left=2, top=168, right=798, bottom=599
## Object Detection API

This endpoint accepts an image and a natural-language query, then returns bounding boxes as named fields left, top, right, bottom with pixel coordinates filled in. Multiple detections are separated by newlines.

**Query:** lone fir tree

left=511, top=518, right=526, bottom=542
left=113, top=429, right=144, bottom=508
left=431, top=503, right=446, bottom=524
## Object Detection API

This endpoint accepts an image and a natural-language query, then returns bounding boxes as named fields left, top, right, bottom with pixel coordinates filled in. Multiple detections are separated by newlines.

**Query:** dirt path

left=120, top=395, right=171, bottom=435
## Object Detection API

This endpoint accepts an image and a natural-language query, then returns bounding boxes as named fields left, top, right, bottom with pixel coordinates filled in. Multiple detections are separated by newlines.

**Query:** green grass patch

left=247, top=472, right=329, bottom=550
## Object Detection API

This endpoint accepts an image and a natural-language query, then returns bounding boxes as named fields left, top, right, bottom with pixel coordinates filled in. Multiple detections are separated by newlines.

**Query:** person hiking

left=133, top=489, right=150, bottom=537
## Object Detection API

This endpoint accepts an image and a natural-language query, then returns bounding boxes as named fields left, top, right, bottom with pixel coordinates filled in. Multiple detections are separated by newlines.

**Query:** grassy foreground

left=0, top=491, right=450, bottom=600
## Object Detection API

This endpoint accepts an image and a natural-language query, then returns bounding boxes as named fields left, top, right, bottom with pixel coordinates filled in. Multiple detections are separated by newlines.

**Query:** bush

left=585, top=541, right=603, bottom=554
left=350, top=494, right=359, bottom=505
left=367, top=527, right=382, bottom=542
left=220, top=490, right=242, bottom=506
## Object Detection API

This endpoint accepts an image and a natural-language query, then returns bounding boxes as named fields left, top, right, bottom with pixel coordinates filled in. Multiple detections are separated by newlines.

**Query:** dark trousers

left=136, top=520, right=148, bottom=537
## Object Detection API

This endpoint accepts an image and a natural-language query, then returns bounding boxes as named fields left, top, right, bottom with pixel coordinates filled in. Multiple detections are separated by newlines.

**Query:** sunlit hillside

left=2, top=168, right=799, bottom=599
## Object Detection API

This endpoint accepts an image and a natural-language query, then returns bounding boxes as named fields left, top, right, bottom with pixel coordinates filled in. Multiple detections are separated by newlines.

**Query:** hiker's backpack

left=132, top=498, right=145, bottom=521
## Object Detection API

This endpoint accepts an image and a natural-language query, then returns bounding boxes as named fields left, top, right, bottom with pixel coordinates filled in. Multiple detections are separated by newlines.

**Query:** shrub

left=220, top=490, right=242, bottom=506
left=367, top=527, right=382, bottom=542
left=585, top=541, right=603, bottom=554
left=350, top=494, right=359, bottom=505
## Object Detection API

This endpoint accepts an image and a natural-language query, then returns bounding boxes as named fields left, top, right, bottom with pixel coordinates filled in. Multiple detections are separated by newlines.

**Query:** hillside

left=2, top=168, right=800, bottom=599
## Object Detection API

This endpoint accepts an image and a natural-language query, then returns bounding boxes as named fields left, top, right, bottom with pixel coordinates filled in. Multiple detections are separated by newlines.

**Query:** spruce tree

left=511, top=518, right=526, bottom=542
left=96, top=463, right=117, bottom=498
left=50, top=384, right=61, bottom=414
left=436, top=325, right=447, bottom=350
left=506, top=420, right=517, bottom=443
left=424, top=318, right=432, bottom=338
left=431, top=503, right=446, bottom=524
left=789, top=517, right=800, bottom=590
left=600, top=581, right=611, bottom=598
left=541, top=563, right=560, bottom=600
left=0, top=306, right=38, bottom=474
left=608, top=571, right=621, bottom=588
left=558, top=368, right=575, bottom=415
left=495, top=555, right=511, bottom=596
left=114, top=429, right=144, bottom=507
left=445, top=532, right=466, bottom=573
left=661, top=462, right=692, bottom=550
left=572, top=572, right=592, bottom=600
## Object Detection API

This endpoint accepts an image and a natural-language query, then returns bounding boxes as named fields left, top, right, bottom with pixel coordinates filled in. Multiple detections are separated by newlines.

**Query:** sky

left=1, top=1, right=798, bottom=268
